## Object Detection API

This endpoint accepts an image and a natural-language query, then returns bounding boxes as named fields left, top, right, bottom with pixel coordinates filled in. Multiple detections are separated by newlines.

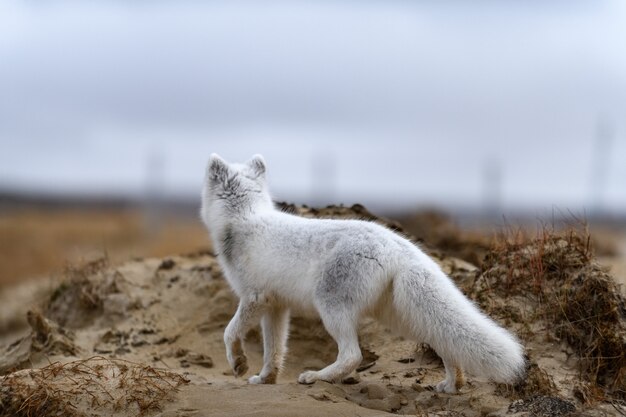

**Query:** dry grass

left=0, top=208, right=209, bottom=289
left=495, top=361, right=559, bottom=399
left=0, top=357, right=188, bottom=417
left=475, top=224, right=626, bottom=401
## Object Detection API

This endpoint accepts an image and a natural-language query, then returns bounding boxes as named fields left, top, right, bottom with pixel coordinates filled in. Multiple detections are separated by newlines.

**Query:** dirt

left=1, top=204, right=625, bottom=416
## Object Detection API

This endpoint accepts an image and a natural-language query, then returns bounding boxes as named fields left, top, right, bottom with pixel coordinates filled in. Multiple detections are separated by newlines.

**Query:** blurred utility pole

left=589, top=118, right=613, bottom=217
left=482, top=157, right=502, bottom=218
left=310, top=150, right=337, bottom=205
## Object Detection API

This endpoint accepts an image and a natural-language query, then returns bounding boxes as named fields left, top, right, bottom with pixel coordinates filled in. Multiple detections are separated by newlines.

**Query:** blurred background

left=1, top=0, right=625, bottom=287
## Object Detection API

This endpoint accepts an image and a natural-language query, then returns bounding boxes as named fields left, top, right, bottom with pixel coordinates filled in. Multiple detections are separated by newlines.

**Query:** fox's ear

left=207, top=153, right=229, bottom=184
left=247, top=154, right=266, bottom=178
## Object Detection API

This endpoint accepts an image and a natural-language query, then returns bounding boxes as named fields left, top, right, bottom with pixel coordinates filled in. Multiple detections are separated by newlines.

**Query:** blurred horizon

left=1, top=1, right=625, bottom=216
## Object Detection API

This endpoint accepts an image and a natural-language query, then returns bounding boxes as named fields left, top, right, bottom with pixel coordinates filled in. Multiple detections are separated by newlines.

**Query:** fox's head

left=201, top=154, right=273, bottom=225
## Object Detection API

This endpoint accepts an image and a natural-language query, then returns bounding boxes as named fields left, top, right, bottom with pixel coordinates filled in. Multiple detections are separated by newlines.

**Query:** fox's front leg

left=224, top=296, right=266, bottom=378
left=248, top=306, right=290, bottom=384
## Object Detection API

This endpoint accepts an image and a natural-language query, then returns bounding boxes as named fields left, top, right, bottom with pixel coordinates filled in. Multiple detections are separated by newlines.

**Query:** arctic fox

left=200, top=154, right=525, bottom=393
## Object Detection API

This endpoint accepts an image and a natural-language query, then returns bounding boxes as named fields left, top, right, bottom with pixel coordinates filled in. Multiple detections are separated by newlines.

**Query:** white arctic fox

left=200, top=154, right=525, bottom=393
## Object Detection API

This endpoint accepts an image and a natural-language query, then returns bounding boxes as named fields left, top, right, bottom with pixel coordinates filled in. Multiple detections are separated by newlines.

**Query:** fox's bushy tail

left=392, top=261, right=526, bottom=383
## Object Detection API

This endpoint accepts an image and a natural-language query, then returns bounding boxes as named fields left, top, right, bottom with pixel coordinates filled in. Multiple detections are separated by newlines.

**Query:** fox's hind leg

left=248, top=306, right=290, bottom=384
left=298, top=307, right=362, bottom=384
left=298, top=255, right=376, bottom=384
left=224, top=294, right=267, bottom=378
left=435, top=357, right=461, bottom=393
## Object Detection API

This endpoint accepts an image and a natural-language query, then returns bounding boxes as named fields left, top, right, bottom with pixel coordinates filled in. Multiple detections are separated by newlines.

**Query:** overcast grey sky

left=0, top=1, right=624, bottom=213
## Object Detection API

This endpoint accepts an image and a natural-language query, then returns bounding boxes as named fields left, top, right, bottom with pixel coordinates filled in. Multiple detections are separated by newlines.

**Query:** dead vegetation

left=0, top=357, right=188, bottom=417
left=498, top=361, right=559, bottom=399
left=474, top=224, right=626, bottom=401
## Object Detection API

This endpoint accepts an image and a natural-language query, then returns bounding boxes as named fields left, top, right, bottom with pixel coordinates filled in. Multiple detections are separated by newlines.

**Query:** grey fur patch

left=356, top=253, right=383, bottom=270
left=221, top=224, right=236, bottom=263
left=324, top=235, right=339, bottom=251
left=316, top=254, right=360, bottom=306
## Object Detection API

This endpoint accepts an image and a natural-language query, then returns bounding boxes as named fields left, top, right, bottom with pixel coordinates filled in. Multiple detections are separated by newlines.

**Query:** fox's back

left=222, top=212, right=408, bottom=306
left=249, top=211, right=406, bottom=264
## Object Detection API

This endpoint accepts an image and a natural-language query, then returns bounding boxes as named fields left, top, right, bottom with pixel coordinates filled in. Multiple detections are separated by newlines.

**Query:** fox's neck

left=208, top=198, right=273, bottom=250
left=209, top=202, right=273, bottom=265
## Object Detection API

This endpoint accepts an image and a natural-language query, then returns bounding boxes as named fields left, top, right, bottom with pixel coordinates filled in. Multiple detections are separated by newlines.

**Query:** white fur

left=200, top=154, right=526, bottom=392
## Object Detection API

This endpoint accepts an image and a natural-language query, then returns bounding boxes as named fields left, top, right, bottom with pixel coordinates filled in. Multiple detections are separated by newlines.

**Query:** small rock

left=130, top=337, right=147, bottom=347
left=361, top=399, right=389, bottom=412
left=317, top=381, right=346, bottom=399
left=186, top=352, right=213, bottom=368
left=158, top=259, right=176, bottom=270
left=356, top=361, right=376, bottom=372
left=94, top=329, right=128, bottom=354
left=174, top=348, right=213, bottom=368
left=155, top=335, right=179, bottom=345
left=404, top=367, right=426, bottom=383
left=341, top=375, right=360, bottom=384
left=103, top=294, right=129, bottom=316
left=310, top=392, right=331, bottom=401
left=411, top=382, right=425, bottom=392
left=361, top=383, right=387, bottom=400
left=387, top=394, right=403, bottom=411
left=414, top=392, right=439, bottom=408
left=175, top=348, right=189, bottom=358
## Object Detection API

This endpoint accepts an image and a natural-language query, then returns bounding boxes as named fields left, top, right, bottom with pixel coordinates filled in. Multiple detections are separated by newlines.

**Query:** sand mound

left=1, top=204, right=624, bottom=416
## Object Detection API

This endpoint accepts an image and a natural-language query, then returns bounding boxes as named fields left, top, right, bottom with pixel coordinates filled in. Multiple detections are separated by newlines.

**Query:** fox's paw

left=298, top=370, right=324, bottom=385
left=435, top=379, right=457, bottom=394
left=231, top=355, right=248, bottom=377
left=226, top=345, right=248, bottom=377
left=248, top=375, right=263, bottom=384
left=248, top=373, right=277, bottom=384
left=298, top=371, right=318, bottom=384
left=248, top=370, right=277, bottom=384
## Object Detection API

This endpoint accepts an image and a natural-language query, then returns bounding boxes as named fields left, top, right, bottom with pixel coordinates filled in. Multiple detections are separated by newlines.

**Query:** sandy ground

left=1, top=207, right=625, bottom=416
